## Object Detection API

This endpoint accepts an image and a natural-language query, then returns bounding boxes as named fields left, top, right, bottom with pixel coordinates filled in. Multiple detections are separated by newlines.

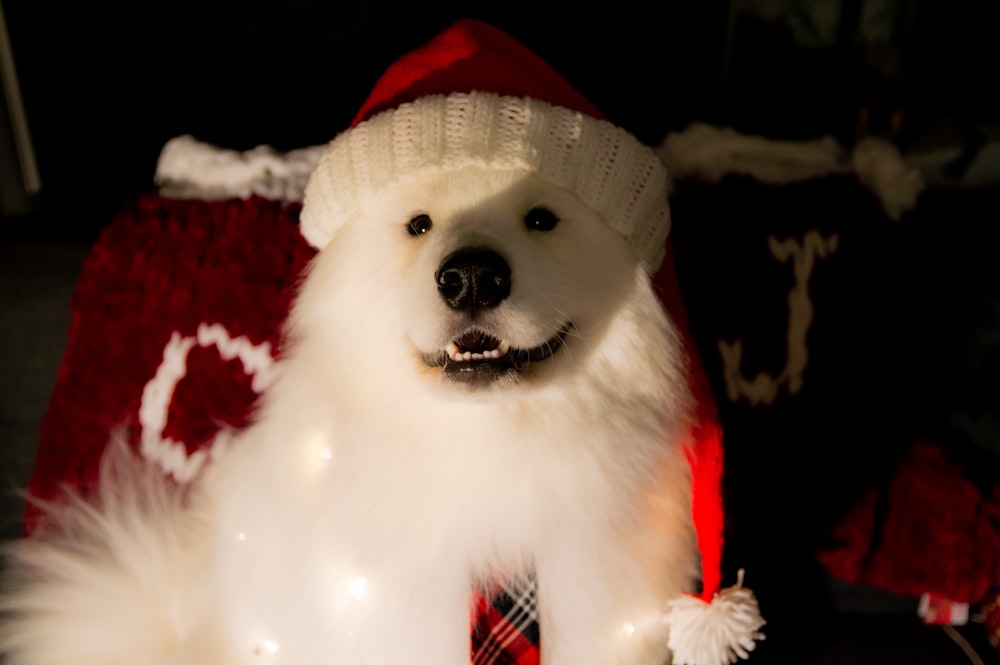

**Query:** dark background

left=2, top=1, right=998, bottom=240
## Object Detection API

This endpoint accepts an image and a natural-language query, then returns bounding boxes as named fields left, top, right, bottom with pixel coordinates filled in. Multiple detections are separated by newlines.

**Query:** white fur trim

left=666, top=570, right=765, bottom=665
left=851, top=136, right=925, bottom=220
left=155, top=134, right=324, bottom=202
left=300, top=92, right=672, bottom=271
left=658, top=122, right=844, bottom=185
left=658, top=122, right=925, bottom=220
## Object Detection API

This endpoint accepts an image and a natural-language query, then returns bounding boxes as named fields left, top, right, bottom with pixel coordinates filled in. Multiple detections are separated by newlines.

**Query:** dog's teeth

left=445, top=338, right=511, bottom=362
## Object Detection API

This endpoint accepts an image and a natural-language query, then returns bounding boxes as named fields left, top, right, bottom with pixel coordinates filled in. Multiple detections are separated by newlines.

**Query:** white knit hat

left=300, top=19, right=672, bottom=271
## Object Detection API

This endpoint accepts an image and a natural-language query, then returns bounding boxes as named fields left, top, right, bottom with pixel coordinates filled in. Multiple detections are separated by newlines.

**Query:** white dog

left=1, top=19, right=762, bottom=665
left=0, top=164, right=695, bottom=665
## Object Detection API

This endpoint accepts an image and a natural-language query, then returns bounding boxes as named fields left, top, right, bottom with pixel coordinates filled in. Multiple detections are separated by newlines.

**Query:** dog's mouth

left=423, top=324, right=573, bottom=386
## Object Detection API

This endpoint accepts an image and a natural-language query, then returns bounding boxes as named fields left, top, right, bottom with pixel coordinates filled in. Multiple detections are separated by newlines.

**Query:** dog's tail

left=0, top=437, right=220, bottom=665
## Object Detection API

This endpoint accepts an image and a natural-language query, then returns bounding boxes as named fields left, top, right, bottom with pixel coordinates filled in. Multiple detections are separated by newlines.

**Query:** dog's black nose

left=436, top=248, right=511, bottom=314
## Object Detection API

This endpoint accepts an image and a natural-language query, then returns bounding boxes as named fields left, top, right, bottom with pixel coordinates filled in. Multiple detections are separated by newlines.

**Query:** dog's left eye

left=407, top=214, right=433, bottom=236
left=524, top=207, right=559, bottom=232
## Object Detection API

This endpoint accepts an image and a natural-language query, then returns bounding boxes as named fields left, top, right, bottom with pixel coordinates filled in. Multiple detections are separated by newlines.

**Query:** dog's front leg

left=334, top=555, right=473, bottom=665
left=534, top=533, right=676, bottom=665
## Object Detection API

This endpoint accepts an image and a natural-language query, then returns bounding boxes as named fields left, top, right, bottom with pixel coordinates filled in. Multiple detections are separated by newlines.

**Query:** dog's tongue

left=456, top=330, right=501, bottom=353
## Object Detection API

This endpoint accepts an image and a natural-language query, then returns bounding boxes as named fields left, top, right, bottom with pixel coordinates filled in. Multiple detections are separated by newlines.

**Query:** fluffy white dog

left=1, top=164, right=693, bottom=665
left=1, top=18, right=762, bottom=665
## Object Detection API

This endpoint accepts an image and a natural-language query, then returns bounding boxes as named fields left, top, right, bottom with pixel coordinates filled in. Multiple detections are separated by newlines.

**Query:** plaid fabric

left=471, top=576, right=540, bottom=665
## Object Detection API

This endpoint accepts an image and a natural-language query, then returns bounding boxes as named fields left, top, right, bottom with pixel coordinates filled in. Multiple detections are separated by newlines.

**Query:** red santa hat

left=300, top=18, right=763, bottom=665
left=300, top=18, right=670, bottom=272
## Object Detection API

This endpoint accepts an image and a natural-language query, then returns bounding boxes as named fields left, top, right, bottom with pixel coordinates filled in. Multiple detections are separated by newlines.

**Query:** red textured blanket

left=29, top=195, right=312, bottom=524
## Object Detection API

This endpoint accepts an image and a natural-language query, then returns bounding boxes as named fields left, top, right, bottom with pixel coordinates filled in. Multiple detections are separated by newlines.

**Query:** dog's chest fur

left=208, top=383, right=672, bottom=565
left=192, top=331, right=687, bottom=659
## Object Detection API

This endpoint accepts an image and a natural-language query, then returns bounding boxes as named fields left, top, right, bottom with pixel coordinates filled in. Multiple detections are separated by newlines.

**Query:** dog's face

left=296, top=167, right=646, bottom=401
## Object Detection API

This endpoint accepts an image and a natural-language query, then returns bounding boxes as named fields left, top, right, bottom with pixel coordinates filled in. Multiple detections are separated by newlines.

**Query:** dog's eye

left=407, top=214, right=433, bottom=236
left=524, top=207, right=559, bottom=232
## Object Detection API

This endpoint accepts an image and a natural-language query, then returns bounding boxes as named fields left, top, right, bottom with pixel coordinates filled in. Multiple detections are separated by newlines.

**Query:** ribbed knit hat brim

left=300, top=90, right=671, bottom=270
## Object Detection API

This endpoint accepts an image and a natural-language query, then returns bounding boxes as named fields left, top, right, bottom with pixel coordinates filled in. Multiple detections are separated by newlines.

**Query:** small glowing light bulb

left=622, top=622, right=636, bottom=637
left=303, top=429, right=334, bottom=471
left=237, top=532, right=248, bottom=542
left=346, top=576, right=367, bottom=599
left=253, top=639, right=280, bottom=656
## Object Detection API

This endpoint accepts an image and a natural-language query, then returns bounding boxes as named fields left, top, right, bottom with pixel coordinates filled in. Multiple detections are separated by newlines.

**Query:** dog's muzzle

left=424, top=248, right=571, bottom=387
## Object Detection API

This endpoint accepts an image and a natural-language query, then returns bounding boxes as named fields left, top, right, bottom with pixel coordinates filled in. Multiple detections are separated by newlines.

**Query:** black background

left=3, top=0, right=998, bottom=240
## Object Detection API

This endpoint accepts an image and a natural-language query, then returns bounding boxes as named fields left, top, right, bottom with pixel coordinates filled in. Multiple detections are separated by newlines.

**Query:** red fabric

left=351, top=18, right=604, bottom=127
left=471, top=583, right=539, bottom=665
left=26, top=195, right=314, bottom=533
left=653, top=242, right=725, bottom=600
left=819, top=439, right=1000, bottom=604
left=984, top=587, right=1000, bottom=651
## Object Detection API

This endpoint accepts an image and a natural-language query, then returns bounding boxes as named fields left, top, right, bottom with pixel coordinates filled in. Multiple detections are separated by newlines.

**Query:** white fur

left=1, top=168, right=697, bottom=665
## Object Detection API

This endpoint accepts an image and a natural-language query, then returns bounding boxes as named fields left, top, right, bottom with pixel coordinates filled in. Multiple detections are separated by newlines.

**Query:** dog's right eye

left=524, top=207, right=559, bottom=232
left=407, top=214, right=433, bottom=237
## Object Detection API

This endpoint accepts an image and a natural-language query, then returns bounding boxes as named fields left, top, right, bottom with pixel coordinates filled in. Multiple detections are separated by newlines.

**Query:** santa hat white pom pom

left=667, top=570, right=765, bottom=665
